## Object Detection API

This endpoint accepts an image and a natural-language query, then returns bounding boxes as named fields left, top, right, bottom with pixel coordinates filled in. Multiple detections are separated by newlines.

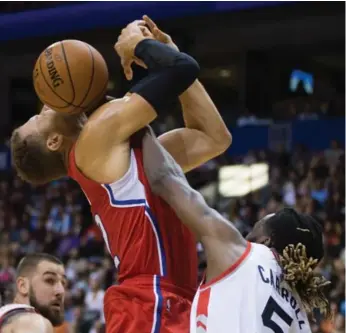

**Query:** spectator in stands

left=85, top=276, right=105, bottom=333
left=325, top=140, right=344, bottom=167
left=236, top=108, right=259, bottom=126
left=298, top=103, right=319, bottom=120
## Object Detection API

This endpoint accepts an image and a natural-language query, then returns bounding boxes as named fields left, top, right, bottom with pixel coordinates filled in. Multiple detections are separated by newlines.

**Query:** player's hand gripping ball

left=33, top=39, right=109, bottom=115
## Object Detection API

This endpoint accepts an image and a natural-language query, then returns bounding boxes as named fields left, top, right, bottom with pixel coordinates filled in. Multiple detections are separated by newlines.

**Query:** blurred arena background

left=0, top=1, right=344, bottom=333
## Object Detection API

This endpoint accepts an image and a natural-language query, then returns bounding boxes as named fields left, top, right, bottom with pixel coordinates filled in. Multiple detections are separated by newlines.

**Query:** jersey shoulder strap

left=0, top=304, right=35, bottom=328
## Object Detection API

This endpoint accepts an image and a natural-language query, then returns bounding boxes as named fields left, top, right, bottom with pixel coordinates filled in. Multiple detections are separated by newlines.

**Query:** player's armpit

left=158, top=128, right=229, bottom=173
left=3, top=313, right=53, bottom=333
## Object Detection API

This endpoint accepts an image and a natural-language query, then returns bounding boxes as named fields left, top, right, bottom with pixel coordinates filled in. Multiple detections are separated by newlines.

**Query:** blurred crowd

left=0, top=133, right=344, bottom=333
left=226, top=141, right=345, bottom=333
left=237, top=96, right=344, bottom=127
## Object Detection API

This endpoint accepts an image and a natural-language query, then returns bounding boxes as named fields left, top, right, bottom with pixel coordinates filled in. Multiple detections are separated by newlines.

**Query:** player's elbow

left=217, top=129, right=232, bottom=152
left=178, top=54, right=200, bottom=88
left=210, top=129, right=232, bottom=156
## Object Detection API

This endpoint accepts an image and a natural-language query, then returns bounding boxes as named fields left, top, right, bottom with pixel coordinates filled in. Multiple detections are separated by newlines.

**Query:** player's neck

left=13, top=294, right=29, bottom=305
left=61, top=139, right=76, bottom=171
left=86, top=95, right=111, bottom=115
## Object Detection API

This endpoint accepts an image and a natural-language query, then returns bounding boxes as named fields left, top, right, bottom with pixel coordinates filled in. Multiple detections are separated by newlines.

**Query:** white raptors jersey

left=191, top=242, right=311, bottom=333
left=0, top=304, right=35, bottom=327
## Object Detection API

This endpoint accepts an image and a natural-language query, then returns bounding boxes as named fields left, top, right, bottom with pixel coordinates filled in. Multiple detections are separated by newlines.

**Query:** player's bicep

left=110, top=93, right=157, bottom=142
left=196, top=209, right=249, bottom=278
left=76, top=94, right=156, bottom=176
left=79, top=93, right=156, bottom=150
left=158, top=128, right=226, bottom=173
left=200, top=207, right=246, bottom=245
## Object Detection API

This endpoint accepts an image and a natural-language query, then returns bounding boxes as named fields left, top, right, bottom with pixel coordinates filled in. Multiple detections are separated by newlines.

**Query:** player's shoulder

left=3, top=311, right=53, bottom=333
left=249, top=242, right=275, bottom=260
left=87, top=97, right=128, bottom=123
left=0, top=303, right=34, bottom=317
left=247, top=243, right=281, bottom=272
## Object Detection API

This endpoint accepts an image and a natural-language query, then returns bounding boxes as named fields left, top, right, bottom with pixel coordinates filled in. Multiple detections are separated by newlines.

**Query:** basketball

left=33, top=39, right=109, bottom=114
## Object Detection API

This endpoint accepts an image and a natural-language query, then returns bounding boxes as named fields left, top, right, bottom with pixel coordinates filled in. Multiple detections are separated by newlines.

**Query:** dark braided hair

left=265, top=208, right=331, bottom=318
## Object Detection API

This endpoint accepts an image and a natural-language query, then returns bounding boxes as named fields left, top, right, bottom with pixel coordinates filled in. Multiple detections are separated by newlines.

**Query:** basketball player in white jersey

left=142, top=131, right=332, bottom=333
left=0, top=253, right=66, bottom=333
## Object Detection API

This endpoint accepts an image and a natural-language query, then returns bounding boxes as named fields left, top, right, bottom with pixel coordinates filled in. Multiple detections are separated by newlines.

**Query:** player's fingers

left=143, top=15, right=169, bottom=39
left=154, top=28, right=170, bottom=42
left=143, top=15, right=157, bottom=31
left=140, top=26, right=153, bottom=38
left=121, top=58, right=133, bottom=80
left=134, top=57, right=148, bottom=69
left=128, top=20, right=146, bottom=30
left=114, top=42, right=122, bottom=55
left=143, top=15, right=165, bottom=40
left=125, top=67, right=133, bottom=81
left=135, top=20, right=147, bottom=26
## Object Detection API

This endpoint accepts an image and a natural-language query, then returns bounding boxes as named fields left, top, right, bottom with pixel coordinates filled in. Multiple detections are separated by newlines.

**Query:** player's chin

left=48, top=307, right=65, bottom=326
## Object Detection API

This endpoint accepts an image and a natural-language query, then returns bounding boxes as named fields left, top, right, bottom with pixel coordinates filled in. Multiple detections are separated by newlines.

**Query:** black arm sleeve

left=129, top=39, right=199, bottom=112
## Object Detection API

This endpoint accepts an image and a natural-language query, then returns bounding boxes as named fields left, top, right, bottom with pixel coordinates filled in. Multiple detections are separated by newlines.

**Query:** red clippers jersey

left=68, top=130, right=198, bottom=298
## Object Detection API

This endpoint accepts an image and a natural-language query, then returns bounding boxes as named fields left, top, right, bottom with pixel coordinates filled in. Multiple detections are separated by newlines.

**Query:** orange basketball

left=33, top=39, right=109, bottom=114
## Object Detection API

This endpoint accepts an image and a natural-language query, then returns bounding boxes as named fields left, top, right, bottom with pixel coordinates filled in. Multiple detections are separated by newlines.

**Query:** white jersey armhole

left=101, top=149, right=147, bottom=207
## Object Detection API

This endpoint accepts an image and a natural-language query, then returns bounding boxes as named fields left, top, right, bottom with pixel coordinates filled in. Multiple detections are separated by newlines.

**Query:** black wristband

left=135, top=39, right=192, bottom=70
left=130, top=39, right=199, bottom=112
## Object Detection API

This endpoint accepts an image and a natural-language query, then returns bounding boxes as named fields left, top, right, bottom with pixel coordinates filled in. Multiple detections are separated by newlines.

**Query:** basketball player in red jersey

left=11, top=17, right=231, bottom=333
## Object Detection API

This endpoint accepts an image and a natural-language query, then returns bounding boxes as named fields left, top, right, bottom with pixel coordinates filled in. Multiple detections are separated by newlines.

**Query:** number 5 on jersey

left=262, top=297, right=293, bottom=333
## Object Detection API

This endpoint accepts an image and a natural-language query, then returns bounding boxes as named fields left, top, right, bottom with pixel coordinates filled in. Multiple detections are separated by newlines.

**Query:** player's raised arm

left=142, top=15, right=232, bottom=173
left=143, top=131, right=247, bottom=273
left=78, top=20, right=199, bottom=150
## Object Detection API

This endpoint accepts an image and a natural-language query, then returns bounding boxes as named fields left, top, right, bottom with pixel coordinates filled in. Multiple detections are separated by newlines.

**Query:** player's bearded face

left=29, top=285, right=64, bottom=326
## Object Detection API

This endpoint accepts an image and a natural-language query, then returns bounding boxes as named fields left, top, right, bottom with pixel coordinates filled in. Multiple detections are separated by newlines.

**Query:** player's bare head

left=11, top=105, right=86, bottom=185
left=16, top=253, right=66, bottom=326
left=247, top=208, right=331, bottom=318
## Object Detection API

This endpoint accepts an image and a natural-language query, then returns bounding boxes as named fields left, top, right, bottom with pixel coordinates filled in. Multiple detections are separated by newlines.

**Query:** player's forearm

left=179, top=80, right=232, bottom=150
left=159, top=174, right=245, bottom=246
left=158, top=174, right=211, bottom=238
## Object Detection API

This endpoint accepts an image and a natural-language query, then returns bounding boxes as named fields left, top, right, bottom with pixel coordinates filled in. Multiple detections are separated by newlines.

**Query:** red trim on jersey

left=202, top=241, right=252, bottom=289
left=197, top=321, right=207, bottom=331
left=196, top=287, right=211, bottom=329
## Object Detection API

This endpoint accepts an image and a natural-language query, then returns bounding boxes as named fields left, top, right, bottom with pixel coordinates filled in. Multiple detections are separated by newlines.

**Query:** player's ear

left=16, top=276, right=29, bottom=296
left=256, top=235, right=271, bottom=247
left=46, top=133, right=63, bottom=152
left=262, top=237, right=271, bottom=247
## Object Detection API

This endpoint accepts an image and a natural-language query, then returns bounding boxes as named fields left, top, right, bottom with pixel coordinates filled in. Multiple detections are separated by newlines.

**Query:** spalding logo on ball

left=33, top=39, right=109, bottom=115
left=44, top=45, right=64, bottom=88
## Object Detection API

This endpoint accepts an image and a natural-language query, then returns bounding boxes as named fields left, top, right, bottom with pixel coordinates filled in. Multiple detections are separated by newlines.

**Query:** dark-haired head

left=247, top=208, right=331, bottom=318
left=15, top=253, right=66, bottom=326
left=247, top=208, right=324, bottom=261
